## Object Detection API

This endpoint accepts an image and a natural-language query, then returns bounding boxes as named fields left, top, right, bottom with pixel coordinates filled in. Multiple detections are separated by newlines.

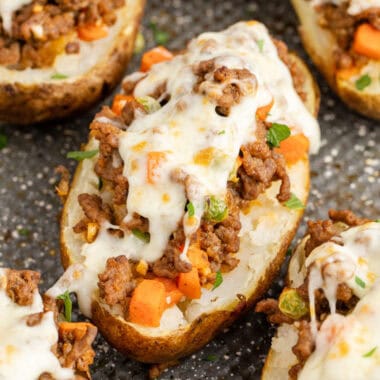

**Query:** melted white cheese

left=0, top=0, right=32, bottom=34
left=51, top=21, right=320, bottom=320
left=300, top=222, right=380, bottom=379
left=0, top=269, right=74, bottom=380
left=312, top=0, right=380, bottom=15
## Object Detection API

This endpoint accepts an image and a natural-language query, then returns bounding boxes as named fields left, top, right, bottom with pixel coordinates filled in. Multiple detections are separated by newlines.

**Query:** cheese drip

left=0, top=0, right=32, bottom=34
left=0, top=269, right=74, bottom=380
left=311, top=0, right=380, bottom=15
left=48, top=21, right=320, bottom=318
left=300, top=222, right=380, bottom=379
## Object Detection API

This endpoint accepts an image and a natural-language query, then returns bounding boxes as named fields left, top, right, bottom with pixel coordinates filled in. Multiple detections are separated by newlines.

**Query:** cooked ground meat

left=123, top=213, right=149, bottom=233
left=57, top=322, right=97, bottom=376
left=6, top=269, right=40, bottom=306
left=0, top=0, right=125, bottom=69
left=316, top=4, right=380, bottom=69
left=328, top=208, right=371, bottom=226
left=255, top=298, right=294, bottom=324
left=152, top=227, right=192, bottom=278
left=98, top=256, right=135, bottom=314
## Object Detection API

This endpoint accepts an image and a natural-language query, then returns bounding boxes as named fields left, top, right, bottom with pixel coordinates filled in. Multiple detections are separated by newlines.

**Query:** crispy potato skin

left=60, top=51, right=316, bottom=363
left=0, top=1, right=145, bottom=125
left=292, top=0, right=380, bottom=120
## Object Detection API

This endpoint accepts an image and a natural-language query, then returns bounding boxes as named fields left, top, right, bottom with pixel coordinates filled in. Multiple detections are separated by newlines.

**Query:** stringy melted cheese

left=0, top=0, right=32, bottom=34
left=312, top=0, right=380, bottom=14
left=48, top=21, right=320, bottom=319
left=299, top=222, right=380, bottom=380
left=0, top=269, right=74, bottom=380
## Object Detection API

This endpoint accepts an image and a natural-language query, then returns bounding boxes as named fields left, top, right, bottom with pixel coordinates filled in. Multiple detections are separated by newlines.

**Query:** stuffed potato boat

left=0, top=0, right=144, bottom=125
left=51, top=20, right=320, bottom=363
left=257, top=210, right=380, bottom=379
left=292, top=0, right=380, bottom=119
left=0, top=267, right=97, bottom=379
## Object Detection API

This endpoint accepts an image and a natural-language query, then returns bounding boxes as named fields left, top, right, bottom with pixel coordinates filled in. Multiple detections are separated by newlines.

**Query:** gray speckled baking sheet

left=0, top=0, right=379, bottom=379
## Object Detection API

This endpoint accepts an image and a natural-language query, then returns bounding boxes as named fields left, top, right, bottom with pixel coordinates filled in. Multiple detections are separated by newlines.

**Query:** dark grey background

left=0, top=0, right=379, bottom=379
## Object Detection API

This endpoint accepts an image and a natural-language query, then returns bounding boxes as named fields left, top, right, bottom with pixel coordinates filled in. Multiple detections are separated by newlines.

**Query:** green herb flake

left=363, top=346, right=377, bottom=358
left=132, top=228, right=150, bottom=243
left=18, top=228, right=30, bottom=237
left=66, top=149, right=99, bottom=161
left=205, top=196, right=228, bottom=223
left=204, top=354, right=218, bottom=362
left=267, top=123, right=291, bottom=148
left=136, top=96, right=161, bottom=114
left=98, top=177, right=103, bottom=191
left=212, top=270, right=223, bottom=290
left=57, top=291, right=72, bottom=322
left=51, top=73, right=68, bottom=80
left=284, top=193, right=305, bottom=210
left=187, top=202, right=195, bottom=217
left=257, top=39, right=265, bottom=53
left=217, top=130, right=226, bottom=135
left=149, top=22, right=169, bottom=45
left=134, top=32, right=145, bottom=54
left=0, top=133, right=7, bottom=150
left=375, top=219, right=380, bottom=223
left=355, top=74, right=371, bottom=91
left=286, top=248, right=292, bottom=257
left=355, top=275, right=366, bottom=289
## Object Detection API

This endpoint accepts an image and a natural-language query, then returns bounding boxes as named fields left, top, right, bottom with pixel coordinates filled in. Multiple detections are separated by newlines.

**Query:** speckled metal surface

left=0, top=0, right=379, bottom=379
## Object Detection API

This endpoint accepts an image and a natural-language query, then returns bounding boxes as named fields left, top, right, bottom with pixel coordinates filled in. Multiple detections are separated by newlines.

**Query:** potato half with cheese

left=292, top=0, right=380, bottom=119
left=0, top=0, right=144, bottom=125
left=0, top=267, right=97, bottom=379
left=51, top=21, right=321, bottom=363
left=258, top=210, right=380, bottom=380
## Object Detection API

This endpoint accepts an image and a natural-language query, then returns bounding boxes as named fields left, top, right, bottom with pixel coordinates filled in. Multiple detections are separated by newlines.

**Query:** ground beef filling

left=256, top=210, right=368, bottom=378
left=316, top=4, right=380, bottom=69
left=0, top=0, right=125, bottom=69
left=3, top=269, right=96, bottom=379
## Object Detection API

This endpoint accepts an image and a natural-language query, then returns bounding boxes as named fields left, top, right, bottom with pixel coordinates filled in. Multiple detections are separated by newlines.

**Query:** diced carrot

left=77, top=23, right=108, bottom=42
left=275, top=134, right=310, bottom=165
left=178, top=267, right=201, bottom=300
left=146, top=151, right=166, bottom=184
left=129, top=279, right=166, bottom=327
left=256, top=99, right=274, bottom=121
left=140, top=46, right=174, bottom=72
left=353, top=23, right=380, bottom=61
left=156, top=278, right=184, bottom=307
left=187, top=246, right=210, bottom=272
left=58, top=321, right=94, bottom=340
left=111, top=94, right=135, bottom=116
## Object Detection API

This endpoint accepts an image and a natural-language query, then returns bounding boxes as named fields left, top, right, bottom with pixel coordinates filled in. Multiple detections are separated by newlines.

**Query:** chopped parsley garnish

left=286, top=248, right=292, bottom=257
left=134, top=32, right=145, bottom=54
left=57, top=291, right=72, bottom=322
left=284, top=193, right=305, bottom=210
left=149, top=22, right=170, bottom=45
left=355, top=74, right=371, bottom=91
left=51, top=72, right=68, bottom=80
left=18, top=228, right=30, bottom=237
left=257, top=39, right=264, bottom=53
left=204, top=354, right=218, bottom=362
left=217, top=130, right=226, bottom=135
left=187, top=202, right=195, bottom=217
left=267, top=123, right=291, bottom=148
left=136, top=96, right=161, bottom=113
left=376, top=219, right=380, bottom=223
left=132, top=228, right=150, bottom=243
left=355, top=275, right=366, bottom=289
left=212, top=270, right=223, bottom=290
left=0, top=133, right=7, bottom=150
left=363, top=346, right=377, bottom=358
left=66, top=149, right=99, bottom=161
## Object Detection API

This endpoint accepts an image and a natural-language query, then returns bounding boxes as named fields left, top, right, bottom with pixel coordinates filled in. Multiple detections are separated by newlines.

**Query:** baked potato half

left=259, top=211, right=380, bottom=379
left=52, top=21, right=320, bottom=364
left=292, top=0, right=380, bottom=120
left=0, top=0, right=144, bottom=125
left=0, top=267, right=97, bottom=379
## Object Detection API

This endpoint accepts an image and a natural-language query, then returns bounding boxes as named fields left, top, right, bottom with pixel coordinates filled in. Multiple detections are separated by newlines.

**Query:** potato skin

left=60, top=50, right=316, bottom=363
left=0, top=1, right=145, bottom=125
left=292, top=0, right=380, bottom=120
